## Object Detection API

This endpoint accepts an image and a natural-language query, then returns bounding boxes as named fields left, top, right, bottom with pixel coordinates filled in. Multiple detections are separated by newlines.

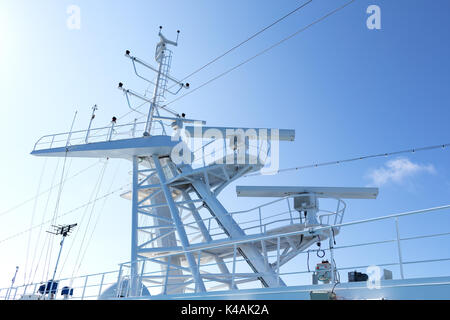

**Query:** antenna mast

left=121, top=26, right=189, bottom=137
left=5, top=266, right=19, bottom=300
left=44, top=223, right=77, bottom=299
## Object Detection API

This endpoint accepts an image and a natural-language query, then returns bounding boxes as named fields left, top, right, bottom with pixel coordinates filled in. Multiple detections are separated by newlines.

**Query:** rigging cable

left=171, top=0, right=313, bottom=88
left=38, top=158, right=75, bottom=285
left=1, top=142, right=449, bottom=247
left=58, top=160, right=109, bottom=280
left=244, top=143, right=450, bottom=178
left=2, top=141, right=449, bottom=248
left=42, top=150, right=71, bottom=283
left=28, top=158, right=61, bottom=284
left=23, top=158, right=48, bottom=285
left=0, top=182, right=132, bottom=246
left=90, top=1, right=355, bottom=126
left=0, top=160, right=102, bottom=219
left=115, top=0, right=318, bottom=122
left=160, top=0, right=356, bottom=110
left=71, top=161, right=121, bottom=278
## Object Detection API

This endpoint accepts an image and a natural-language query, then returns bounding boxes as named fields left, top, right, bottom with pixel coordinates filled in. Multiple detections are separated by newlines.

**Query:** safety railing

left=134, top=195, right=345, bottom=249
left=2, top=204, right=450, bottom=299
left=32, top=122, right=274, bottom=171
left=0, top=270, right=119, bottom=300
left=190, top=138, right=271, bottom=169
left=182, top=196, right=346, bottom=243
left=115, top=204, right=450, bottom=297
left=32, top=120, right=167, bottom=152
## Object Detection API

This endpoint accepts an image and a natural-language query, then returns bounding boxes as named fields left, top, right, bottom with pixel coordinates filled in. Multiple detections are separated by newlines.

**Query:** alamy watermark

left=366, top=5, right=381, bottom=30
left=66, top=5, right=81, bottom=30
left=170, top=123, right=281, bottom=175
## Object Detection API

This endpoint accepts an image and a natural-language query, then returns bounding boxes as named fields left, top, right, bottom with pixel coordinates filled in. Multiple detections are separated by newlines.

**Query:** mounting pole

left=143, top=27, right=180, bottom=136
left=5, top=266, right=19, bottom=300
left=85, top=104, right=98, bottom=143
left=46, top=223, right=77, bottom=299
left=65, top=111, right=78, bottom=148
left=130, top=156, right=139, bottom=296
left=143, top=60, right=164, bottom=136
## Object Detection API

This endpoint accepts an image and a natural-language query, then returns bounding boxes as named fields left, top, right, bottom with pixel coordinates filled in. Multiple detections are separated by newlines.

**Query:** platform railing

left=116, top=204, right=450, bottom=297
left=190, top=139, right=271, bottom=169
left=0, top=269, right=120, bottom=300
left=32, top=123, right=272, bottom=170
left=32, top=120, right=166, bottom=152
left=181, top=196, right=346, bottom=242
left=137, top=196, right=345, bottom=248
left=2, top=204, right=450, bottom=299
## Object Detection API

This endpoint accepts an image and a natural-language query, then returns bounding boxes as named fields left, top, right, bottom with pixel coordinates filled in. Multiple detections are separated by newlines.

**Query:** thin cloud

left=366, top=157, right=436, bottom=187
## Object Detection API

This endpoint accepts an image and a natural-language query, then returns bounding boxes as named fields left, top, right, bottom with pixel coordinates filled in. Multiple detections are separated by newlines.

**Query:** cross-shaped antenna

left=158, top=26, right=180, bottom=47
left=46, top=223, right=77, bottom=237
left=44, top=223, right=77, bottom=298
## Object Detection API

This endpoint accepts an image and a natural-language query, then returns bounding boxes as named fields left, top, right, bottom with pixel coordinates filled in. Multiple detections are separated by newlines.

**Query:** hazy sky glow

left=0, top=0, right=450, bottom=292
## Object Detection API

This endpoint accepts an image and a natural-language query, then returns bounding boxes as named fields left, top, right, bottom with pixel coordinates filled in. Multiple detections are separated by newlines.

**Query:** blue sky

left=0, top=0, right=450, bottom=290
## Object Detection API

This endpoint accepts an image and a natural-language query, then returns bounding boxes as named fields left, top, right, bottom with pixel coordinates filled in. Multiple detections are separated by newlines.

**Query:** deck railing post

left=202, top=144, right=206, bottom=167
left=131, top=118, right=137, bottom=138
left=125, top=274, right=131, bottom=298
left=276, top=236, right=280, bottom=286
left=231, top=244, right=237, bottom=288
left=287, top=198, right=293, bottom=224
left=116, top=264, right=123, bottom=298
left=334, top=201, right=341, bottom=225
left=395, top=217, right=405, bottom=279
left=98, top=273, right=105, bottom=298
left=49, top=135, right=55, bottom=149
left=66, top=111, right=78, bottom=147
left=329, top=229, right=336, bottom=283
left=259, top=208, right=263, bottom=233
left=81, top=275, right=89, bottom=300
left=108, top=121, right=116, bottom=141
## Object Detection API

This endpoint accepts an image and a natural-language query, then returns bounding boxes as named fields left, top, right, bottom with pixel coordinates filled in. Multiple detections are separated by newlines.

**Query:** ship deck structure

left=2, top=23, right=450, bottom=301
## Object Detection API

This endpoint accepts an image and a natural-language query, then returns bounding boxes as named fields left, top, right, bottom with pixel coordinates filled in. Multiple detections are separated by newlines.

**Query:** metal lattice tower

left=30, top=27, right=378, bottom=297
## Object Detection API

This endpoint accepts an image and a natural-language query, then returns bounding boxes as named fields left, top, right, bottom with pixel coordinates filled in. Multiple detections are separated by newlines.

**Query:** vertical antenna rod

left=45, top=223, right=77, bottom=299
left=5, top=266, right=19, bottom=300
left=120, top=27, right=189, bottom=137
left=85, top=104, right=98, bottom=143
left=143, top=27, right=180, bottom=136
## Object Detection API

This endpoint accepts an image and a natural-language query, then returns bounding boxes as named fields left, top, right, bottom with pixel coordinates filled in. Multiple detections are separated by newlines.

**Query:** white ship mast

left=27, top=27, right=378, bottom=297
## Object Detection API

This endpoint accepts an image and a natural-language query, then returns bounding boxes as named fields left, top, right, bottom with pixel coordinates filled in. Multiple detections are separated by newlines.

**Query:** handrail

left=3, top=204, right=450, bottom=299
left=32, top=120, right=168, bottom=151
left=180, top=196, right=345, bottom=239
left=126, top=203, right=450, bottom=260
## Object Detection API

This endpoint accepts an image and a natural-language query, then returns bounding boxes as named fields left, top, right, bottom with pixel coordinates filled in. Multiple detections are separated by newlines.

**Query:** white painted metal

left=130, top=156, right=139, bottom=295
left=236, top=185, right=379, bottom=199
left=3, top=203, right=450, bottom=300
left=85, top=104, right=98, bottom=143
left=32, top=135, right=178, bottom=159
left=191, top=179, right=286, bottom=287
left=24, top=26, right=450, bottom=302
left=395, top=217, right=405, bottom=280
left=152, top=155, right=206, bottom=292
left=184, top=126, right=295, bottom=141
